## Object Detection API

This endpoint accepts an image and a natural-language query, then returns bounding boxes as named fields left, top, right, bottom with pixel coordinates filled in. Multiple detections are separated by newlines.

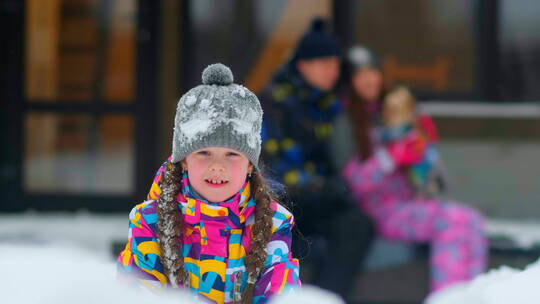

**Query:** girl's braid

left=240, top=172, right=275, bottom=304
left=156, top=161, right=186, bottom=287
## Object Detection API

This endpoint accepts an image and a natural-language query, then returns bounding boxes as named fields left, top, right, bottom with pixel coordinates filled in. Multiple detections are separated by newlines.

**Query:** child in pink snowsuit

left=343, top=138, right=487, bottom=292
left=343, top=49, right=487, bottom=292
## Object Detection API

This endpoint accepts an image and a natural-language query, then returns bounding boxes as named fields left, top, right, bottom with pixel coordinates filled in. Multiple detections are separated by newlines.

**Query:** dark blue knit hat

left=292, top=17, right=341, bottom=62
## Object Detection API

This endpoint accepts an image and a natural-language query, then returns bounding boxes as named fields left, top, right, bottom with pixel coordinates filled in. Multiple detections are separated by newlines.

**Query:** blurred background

left=1, top=0, right=539, bottom=303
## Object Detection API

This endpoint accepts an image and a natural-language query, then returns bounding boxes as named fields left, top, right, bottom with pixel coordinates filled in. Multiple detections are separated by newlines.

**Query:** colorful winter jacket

left=342, top=119, right=444, bottom=218
left=117, top=160, right=300, bottom=304
left=379, top=117, right=444, bottom=196
left=259, top=63, right=342, bottom=187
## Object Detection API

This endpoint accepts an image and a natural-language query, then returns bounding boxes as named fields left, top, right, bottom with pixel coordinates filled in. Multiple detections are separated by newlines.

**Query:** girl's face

left=382, top=89, right=416, bottom=128
left=352, top=67, right=383, bottom=102
left=182, top=147, right=253, bottom=203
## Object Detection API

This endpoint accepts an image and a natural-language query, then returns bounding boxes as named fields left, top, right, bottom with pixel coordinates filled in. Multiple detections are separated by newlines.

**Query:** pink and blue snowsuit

left=342, top=130, right=487, bottom=292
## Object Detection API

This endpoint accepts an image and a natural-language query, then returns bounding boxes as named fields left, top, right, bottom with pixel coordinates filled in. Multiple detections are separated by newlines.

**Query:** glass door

left=2, top=0, right=159, bottom=211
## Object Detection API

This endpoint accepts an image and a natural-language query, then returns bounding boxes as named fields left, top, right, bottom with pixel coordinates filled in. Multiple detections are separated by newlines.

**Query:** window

left=353, top=0, right=476, bottom=99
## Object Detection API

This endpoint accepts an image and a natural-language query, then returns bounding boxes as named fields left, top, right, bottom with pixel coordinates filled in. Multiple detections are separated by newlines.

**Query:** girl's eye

left=227, top=152, right=240, bottom=157
left=196, top=151, right=210, bottom=156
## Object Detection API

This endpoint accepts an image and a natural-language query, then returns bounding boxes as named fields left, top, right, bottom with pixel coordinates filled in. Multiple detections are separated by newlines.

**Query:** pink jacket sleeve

left=342, top=149, right=396, bottom=194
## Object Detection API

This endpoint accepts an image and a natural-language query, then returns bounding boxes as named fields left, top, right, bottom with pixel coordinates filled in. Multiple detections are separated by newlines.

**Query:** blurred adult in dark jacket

left=259, top=18, right=374, bottom=301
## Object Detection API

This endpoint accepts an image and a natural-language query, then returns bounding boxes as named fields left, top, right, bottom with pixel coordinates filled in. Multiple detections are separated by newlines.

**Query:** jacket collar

left=178, top=173, right=255, bottom=227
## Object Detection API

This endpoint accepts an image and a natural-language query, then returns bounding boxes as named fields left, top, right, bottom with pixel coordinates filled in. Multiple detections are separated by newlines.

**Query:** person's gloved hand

left=386, top=132, right=427, bottom=166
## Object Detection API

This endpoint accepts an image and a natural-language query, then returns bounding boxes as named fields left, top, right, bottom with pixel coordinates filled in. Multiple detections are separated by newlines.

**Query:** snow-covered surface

left=0, top=242, right=340, bottom=304
left=0, top=243, right=200, bottom=304
left=0, top=212, right=344, bottom=304
left=0, top=211, right=128, bottom=258
left=426, top=258, right=540, bottom=304
left=1, top=211, right=540, bottom=303
left=269, top=285, right=344, bottom=304
left=486, top=219, right=540, bottom=249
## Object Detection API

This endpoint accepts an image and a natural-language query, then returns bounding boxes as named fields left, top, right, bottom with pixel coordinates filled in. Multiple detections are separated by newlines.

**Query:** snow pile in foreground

left=427, top=258, right=540, bottom=304
left=0, top=243, right=340, bottom=304
left=0, top=244, right=198, bottom=304
left=270, top=285, right=344, bottom=304
left=0, top=212, right=127, bottom=257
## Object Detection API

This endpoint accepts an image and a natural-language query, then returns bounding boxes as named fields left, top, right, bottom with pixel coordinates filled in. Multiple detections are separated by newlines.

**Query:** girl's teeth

left=209, top=180, right=225, bottom=184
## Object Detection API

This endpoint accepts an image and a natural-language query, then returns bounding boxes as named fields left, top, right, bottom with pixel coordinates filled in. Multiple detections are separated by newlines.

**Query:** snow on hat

left=172, top=63, right=263, bottom=169
left=292, top=17, right=341, bottom=62
left=348, top=45, right=381, bottom=70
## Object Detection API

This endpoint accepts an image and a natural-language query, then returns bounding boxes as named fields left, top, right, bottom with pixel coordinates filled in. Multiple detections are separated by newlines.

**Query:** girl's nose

left=209, top=161, right=226, bottom=172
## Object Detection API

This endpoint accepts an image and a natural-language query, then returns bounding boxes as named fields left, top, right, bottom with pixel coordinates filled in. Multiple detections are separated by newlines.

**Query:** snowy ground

left=1, top=212, right=540, bottom=303
left=0, top=212, right=342, bottom=304
left=0, top=211, right=127, bottom=259
left=427, top=258, right=540, bottom=304
left=0, top=243, right=341, bottom=304
left=3, top=242, right=539, bottom=304
left=0, top=244, right=199, bottom=304
left=486, top=219, right=540, bottom=250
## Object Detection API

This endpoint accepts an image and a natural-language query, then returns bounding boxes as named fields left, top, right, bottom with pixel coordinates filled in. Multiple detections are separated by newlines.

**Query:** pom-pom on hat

left=172, top=63, right=263, bottom=169
left=292, top=17, right=341, bottom=62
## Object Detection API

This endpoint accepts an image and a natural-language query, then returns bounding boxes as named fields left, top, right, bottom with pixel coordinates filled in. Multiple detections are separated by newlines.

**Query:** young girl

left=117, top=64, right=300, bottom=304
left=343, top=46, right=487, bottom=293
left=380, top=86, right=445, bottom=197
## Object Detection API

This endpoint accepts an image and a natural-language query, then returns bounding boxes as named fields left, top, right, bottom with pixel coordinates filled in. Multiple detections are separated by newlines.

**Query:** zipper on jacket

left=233, top=271, right=243, bottom=304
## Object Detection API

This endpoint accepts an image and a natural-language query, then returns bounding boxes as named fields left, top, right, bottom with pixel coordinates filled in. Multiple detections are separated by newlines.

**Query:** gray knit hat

left=172, top=63, right=263, bottom=169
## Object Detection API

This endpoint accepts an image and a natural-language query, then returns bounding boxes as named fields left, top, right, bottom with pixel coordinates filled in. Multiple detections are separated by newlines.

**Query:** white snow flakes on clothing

left=171, top=64, right=263, bottom=166
left=175, top=85, right=261, bottom=149
left=185, top=95, right=197, bottom=106
left=234, top=85, right=247, bottom=98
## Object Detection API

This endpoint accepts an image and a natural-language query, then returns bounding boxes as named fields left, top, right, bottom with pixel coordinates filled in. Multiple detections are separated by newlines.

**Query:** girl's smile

left=183, top=147, right=253, bottom=202
left=204, top=176, right=229, bottom=188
